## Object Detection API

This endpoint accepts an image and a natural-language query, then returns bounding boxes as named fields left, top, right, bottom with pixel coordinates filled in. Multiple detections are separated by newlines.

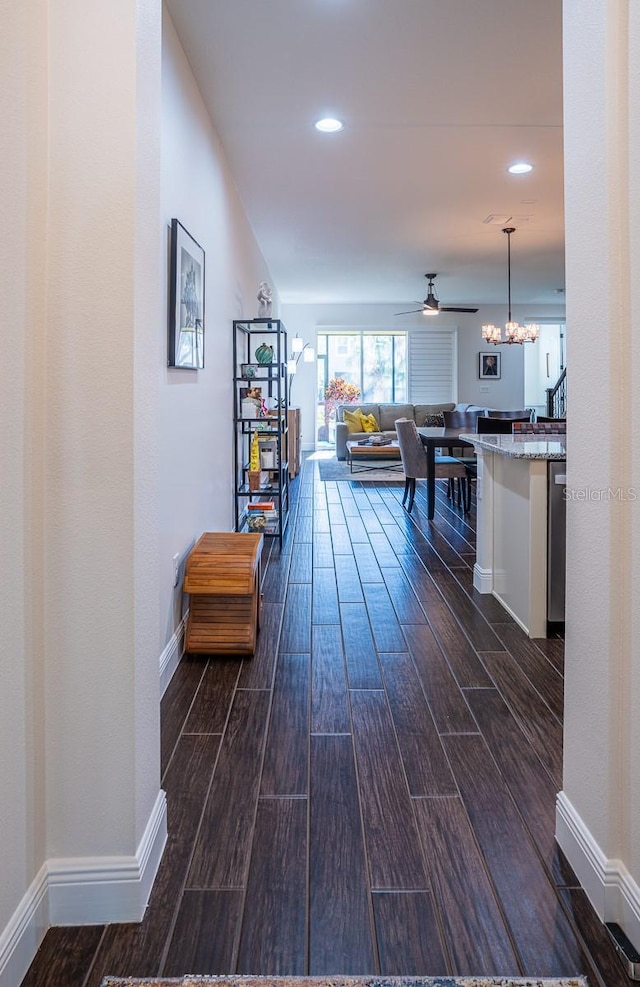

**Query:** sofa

left=334, top=401, right=495, bottom=460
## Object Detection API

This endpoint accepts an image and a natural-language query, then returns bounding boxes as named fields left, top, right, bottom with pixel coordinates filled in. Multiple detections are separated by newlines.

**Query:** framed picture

left=240, top=386, right=262, bottom=419
left=168, top=219, right=205, bottom=369
left=240, top=363, right=259, bottom=379
left=479, top=351, right=501, bottom=379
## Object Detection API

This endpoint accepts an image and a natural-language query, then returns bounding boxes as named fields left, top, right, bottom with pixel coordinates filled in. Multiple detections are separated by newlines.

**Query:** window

left=316, top=331, right=407, bottom=444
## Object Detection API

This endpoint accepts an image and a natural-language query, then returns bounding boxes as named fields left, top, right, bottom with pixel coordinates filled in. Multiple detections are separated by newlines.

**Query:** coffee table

left=346, top=439, right=403, bottom=474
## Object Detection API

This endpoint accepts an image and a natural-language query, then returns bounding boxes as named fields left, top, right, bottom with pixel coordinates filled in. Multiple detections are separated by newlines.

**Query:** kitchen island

left=460, top=432, right=567, bottom=638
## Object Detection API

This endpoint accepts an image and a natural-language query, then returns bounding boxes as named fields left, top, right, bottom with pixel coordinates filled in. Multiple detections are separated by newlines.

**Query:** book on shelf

left=247, top=501, right=275, bottom=512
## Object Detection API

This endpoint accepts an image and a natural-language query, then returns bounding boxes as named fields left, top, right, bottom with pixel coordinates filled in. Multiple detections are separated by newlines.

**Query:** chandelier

left=481, top=227, right=540, bottom=345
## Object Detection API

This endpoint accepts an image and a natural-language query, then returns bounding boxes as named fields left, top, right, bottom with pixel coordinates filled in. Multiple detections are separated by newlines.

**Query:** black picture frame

left=479, top=351, right=501, bottom=379
left=168, top=219, right=205, bottom=369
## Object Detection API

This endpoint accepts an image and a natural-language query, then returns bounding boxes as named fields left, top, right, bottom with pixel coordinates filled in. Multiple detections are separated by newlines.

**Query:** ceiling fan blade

left=440, top=306, right=479, bottom=313
left=394, top=308, right=424, bottom=316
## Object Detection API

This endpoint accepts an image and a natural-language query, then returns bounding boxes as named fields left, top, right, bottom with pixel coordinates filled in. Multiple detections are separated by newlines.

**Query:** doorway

left=523, top=322, right=565, bottom=417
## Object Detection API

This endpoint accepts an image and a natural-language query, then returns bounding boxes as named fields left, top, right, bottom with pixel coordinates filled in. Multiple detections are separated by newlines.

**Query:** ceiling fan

left=395, top=273, right=478, bottom=316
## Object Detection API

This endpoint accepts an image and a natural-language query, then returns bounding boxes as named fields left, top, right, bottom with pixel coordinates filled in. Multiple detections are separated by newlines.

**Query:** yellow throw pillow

left=360, top=413, right=380, bottom=433
left=343, top=408, right=364, bottom=433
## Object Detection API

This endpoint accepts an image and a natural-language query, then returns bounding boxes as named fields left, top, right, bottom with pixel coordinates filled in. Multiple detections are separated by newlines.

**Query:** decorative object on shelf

left=481, top=227, right=540, bottom=345
left=248, top=429, right=262, bottom=490
left=257, top=281, right=272, bottom=318
left=240, top=363, right=257, bottom=379
left=246, top=499, right=277, bottom=530
left=259, top=438, right=277, bottom=469
left=250, top=430, right=260, bottom=470
left=255, top=342, right=274, bottom=364
left=168, top=219, right=205, bottom=369
left=479, top=352, right=502, bottom=379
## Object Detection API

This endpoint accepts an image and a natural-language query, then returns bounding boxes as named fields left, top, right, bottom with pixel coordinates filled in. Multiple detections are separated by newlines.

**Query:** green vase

left=255, top=343, right=274, bottom=365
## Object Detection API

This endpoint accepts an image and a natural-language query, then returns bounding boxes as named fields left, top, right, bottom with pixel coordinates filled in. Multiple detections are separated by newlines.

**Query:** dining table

left=416, top=426, right=475, bottom=520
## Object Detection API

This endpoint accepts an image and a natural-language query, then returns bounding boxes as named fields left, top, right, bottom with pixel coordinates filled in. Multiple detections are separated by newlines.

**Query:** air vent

left=483, top=214, right=532, bottom=226
left=483, top=214, right=512, bottom=225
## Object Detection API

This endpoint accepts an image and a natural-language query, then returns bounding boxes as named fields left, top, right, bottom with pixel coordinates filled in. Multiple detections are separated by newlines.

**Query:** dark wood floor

left=22, top=457, right=631, bottom=987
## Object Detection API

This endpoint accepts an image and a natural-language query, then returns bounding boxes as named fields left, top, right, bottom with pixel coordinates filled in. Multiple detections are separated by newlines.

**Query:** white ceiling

left=164, top=0, right=565, bottom=309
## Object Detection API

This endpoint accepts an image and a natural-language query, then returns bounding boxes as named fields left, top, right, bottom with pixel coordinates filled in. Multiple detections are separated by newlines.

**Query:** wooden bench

left=183, top=532, right=263, bottom=655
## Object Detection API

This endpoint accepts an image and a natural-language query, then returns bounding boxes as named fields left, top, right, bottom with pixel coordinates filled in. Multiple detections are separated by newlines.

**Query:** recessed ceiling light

left=508, top=162, right=533, bottom=175
left=315, top=117, right=344, bottom=133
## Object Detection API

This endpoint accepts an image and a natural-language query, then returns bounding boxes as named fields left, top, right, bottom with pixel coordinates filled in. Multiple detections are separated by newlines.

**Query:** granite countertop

left=459, top=432, right=567, bottom=460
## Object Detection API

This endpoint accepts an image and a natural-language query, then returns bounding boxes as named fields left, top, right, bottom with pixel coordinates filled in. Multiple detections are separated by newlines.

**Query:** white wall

left=1, top=4, right=278, bottom=981
left=159, top=9, right=276, bottom=650
left=0, top=0, right=49, bottom=970
left=558, top=0, right=640, bottom=946
left=0, top=0, right=157, bottom=959
left=281, top=302, right=565, bottom=447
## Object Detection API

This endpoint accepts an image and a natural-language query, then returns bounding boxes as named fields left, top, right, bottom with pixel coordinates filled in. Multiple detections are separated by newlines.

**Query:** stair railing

left=546, top=367, right=566, bottom=418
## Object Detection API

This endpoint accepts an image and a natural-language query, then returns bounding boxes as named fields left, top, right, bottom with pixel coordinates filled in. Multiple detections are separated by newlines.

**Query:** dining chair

left=535, top=415, right=566, bottom=423
left=476, top=415, right=532, bottom=434
left=486, top=408, right=533, bottom=421
left=441, top=409, right=479, bottom=479
left=442, top=410, right=481, bottom=429
left=395, top=418, right=470, bottom=514
left=475, top=416, right=516, bottom=434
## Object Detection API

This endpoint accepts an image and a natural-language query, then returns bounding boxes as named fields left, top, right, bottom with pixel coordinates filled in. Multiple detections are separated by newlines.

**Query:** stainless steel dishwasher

left=547, top=461, right=567, bottom=623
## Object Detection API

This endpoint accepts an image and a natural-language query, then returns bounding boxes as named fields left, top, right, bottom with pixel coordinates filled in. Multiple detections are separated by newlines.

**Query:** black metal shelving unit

left=233, top=319, right=289, bottom=545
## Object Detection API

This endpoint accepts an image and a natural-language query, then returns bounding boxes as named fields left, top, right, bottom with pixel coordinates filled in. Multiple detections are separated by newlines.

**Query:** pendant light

left=482, top=227, right=540, bottom=345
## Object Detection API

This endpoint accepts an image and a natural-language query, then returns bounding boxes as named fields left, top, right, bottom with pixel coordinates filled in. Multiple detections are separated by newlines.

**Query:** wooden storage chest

left=183, top=532, right=263, bottom=655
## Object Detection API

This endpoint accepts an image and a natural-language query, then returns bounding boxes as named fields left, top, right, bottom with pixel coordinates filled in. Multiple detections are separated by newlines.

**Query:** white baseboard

left=48, top=789, right=167, bottom=925
left=556, top=790, right=640, bottom=948
left=473, top=562, right=493, bottom=593
left=3, top=618, right=184, bottom=985
left=159, top=612, right=187, bottom=697
left=0, top=865, right=48, bottom=987
left=0, top=791, right=167, bottom=987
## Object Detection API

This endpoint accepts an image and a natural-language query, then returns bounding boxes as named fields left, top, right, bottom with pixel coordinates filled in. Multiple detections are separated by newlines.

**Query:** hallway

left=22, top=459, right=627, bottom=987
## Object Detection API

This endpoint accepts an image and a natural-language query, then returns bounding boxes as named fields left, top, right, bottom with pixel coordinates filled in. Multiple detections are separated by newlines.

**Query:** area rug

left=101, top=976, right=587, bottom=987
left=316, top=456, right=404, bottom=483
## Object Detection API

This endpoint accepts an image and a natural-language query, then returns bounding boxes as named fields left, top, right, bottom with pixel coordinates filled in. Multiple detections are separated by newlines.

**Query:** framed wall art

left=479, top=351, right=501, bottom=379
left=168, top=219, right=205, bottom=369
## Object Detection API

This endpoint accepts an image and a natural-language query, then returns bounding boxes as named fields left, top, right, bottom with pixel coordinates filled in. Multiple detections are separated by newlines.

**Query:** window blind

left=408, top=329, right=456, bottom=403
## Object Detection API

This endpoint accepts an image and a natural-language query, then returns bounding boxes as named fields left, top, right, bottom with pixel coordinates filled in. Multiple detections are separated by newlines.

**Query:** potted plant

left=322, top=376, right=361, bottom=440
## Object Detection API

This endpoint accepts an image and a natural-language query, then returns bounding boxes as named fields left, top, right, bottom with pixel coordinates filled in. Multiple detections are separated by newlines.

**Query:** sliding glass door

left=316, top=331, right=407, bottom=444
